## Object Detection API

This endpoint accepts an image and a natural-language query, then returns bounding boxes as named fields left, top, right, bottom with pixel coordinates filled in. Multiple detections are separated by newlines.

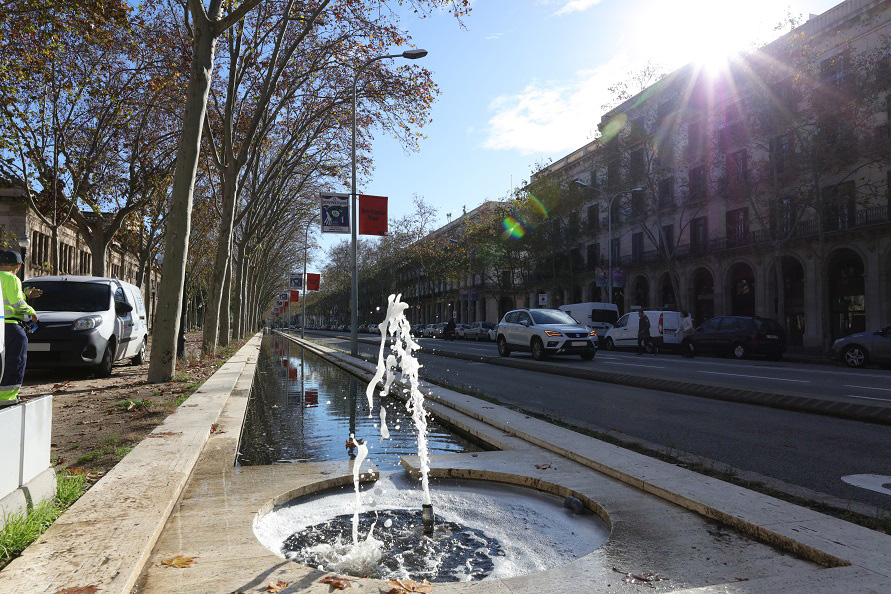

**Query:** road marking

left=844, top=394, right=891, bottom=402
left=841, top=474, right=891, bottom=496
left=698, top=371, right=810, bottom=383
left=844, top=385, right=891, bottom=392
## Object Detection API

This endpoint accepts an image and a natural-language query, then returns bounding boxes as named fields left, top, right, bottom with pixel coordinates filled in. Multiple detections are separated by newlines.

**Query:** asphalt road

left=297, top=329, right=891, bottom=513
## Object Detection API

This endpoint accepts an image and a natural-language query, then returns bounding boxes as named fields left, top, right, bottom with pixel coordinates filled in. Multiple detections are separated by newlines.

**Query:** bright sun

left=639, top=0, right=789, bottom=74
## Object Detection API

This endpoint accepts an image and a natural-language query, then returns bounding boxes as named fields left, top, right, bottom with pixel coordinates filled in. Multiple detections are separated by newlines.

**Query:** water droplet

left=384, top=518, right=393, bottom=528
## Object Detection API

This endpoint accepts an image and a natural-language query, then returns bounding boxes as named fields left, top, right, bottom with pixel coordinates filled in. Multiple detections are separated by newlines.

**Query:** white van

left=559, top=302, right=620, bottom=336
left=603, top=309, right=682, bottom=351
left=22, top=276, right=149, bottom=377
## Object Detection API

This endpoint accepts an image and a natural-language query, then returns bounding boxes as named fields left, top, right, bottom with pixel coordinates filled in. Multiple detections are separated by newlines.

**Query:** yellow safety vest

left=0, top=271, right=36, bottom=323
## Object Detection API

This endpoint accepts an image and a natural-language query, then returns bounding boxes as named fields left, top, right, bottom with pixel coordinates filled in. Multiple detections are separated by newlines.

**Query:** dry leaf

left=161, top=555, right=196, bottom=568
left=386, top=578, right=433, bottom=593
left=264, top=580, right=289, bottom=592
left=319, top=575, right=352, bottom=589
left=56, top=587, right=100, bottom=594
left=210, top=423, right=223, bottom=434
left=534, top=463, right=551, bottom=470
left=612, top=567, right=669, bottom=588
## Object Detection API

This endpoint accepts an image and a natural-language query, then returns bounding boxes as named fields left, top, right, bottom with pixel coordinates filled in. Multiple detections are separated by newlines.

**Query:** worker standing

left=0, top=251, right=39, bottom=407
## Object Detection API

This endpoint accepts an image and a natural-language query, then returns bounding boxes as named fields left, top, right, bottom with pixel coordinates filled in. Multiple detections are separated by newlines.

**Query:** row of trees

left=1, top=0, right=470, bottom=382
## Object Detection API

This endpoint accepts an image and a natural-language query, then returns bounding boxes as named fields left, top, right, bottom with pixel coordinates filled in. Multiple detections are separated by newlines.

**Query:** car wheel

left=605, top=337, right=615, bottom=351
left=132, top=339, right=146, bottom=365
left=580, top=351, right=595, bottom=361
left=531, top=337, right=546, bottom=361
left=731, top=342, right=747, bottom=360
left=497, top=336, right=511, bottom=357
left=842, top=345, right=868, bottom=368
left=96, top=340, right=115, bottom=378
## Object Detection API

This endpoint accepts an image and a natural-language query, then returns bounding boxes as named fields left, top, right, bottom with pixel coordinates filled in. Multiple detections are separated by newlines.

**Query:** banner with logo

left=306, top=273, right=320, bottom=291
left=289, top=273, right=303, bottom=290
left=320, top=192, right=350, bottom=233
left=289, top=290, right=300, bottom=303
left=359, top=194, right=388, bottom=236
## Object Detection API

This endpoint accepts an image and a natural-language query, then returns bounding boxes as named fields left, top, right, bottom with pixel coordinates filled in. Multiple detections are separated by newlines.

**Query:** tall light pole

left=574, top=181, right=642, bottom=306
left=301, top=213, right=318, bottom=340
left=17, top=236, right=30, bottom=281
left=350, top=48, right=428, bottom=356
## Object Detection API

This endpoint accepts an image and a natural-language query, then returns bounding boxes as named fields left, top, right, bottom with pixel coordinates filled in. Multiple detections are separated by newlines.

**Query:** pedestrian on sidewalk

left=0, top=251, right=39, bottom=407
left=636, top=309, right=657, bottom=355
left=676, top=310, right=695, bottom=358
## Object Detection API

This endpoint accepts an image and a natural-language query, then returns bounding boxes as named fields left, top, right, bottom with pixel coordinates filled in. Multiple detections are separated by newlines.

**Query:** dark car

left=689, top=316, right=785, bottom=360
left=830, top=325, right=891, bottom=368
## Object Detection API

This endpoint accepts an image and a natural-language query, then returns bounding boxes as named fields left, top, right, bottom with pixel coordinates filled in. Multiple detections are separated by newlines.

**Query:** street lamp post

left=573, top=181, right=642, bottom=306
left=350, top=48, right=428, bottom=356
left=302, top=214, right=318, bottom=340
left=16, top=236, right=30, bottom=281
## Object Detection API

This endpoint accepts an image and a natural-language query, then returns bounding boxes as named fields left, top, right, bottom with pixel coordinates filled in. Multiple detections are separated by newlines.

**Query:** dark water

left=237, top=335, right=478, bottom=466
left=282, top=509, right=504, bottom=582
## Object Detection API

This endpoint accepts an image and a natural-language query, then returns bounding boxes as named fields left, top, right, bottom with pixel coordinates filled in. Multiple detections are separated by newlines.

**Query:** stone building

left=530, top=0, right=891, bottom=352
left=0, top=187, right=161, bottom=327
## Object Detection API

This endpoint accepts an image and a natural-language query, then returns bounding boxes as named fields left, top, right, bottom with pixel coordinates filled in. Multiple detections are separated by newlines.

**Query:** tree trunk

left=774, top=251, right=786, bottom=329
left=89, top=231, right=107, bottom=277
left=219, top=256, right=232, bottom=347
left=50, top=227, right=59, bottom=275
left=147, top=14, right=219, bottom=383
left=202, top=177, right=238, bottom=355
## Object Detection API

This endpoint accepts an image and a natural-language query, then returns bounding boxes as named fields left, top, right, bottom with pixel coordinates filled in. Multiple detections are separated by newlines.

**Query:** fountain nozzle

left=422, top=503, right=435, bottom=534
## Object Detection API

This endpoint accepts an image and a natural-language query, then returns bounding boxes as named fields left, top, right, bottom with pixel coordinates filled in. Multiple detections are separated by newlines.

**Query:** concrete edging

left=0, top=334, right=263, bottom=594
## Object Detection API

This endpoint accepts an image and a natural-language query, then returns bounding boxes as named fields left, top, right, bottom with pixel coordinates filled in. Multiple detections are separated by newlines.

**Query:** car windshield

left=754, top=318, right=783, bottom=333
left=592, top=309, right=618, bottom=324
left=481, top=322, right=495, bottom=329
left=530, top=310, right=579, bottom=325
left=24, top=281, right=111, bottom=313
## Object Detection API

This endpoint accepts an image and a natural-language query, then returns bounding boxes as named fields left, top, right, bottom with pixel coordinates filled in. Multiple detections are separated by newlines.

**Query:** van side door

left=113, top=286, right=134, bottom=359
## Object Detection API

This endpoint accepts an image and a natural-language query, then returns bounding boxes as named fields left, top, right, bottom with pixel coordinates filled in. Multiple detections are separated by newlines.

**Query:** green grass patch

left=113, top=445, right=133, bottom=458
left=74, top=450, right=103, bottom=465
left=172, top=371, right=193, bottom=382
left=0, top=471, right=86, bottom=567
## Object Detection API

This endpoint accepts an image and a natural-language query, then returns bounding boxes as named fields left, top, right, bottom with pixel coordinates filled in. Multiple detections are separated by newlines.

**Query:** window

left=607, top=159, right=620, bottom=189
left=658, top=177, right=674, bottom=207
left=688, top=166, right=705, bottom=201
left=687, top=121, right=705, bottom=160
left=505, top=311, right=519, bottom=324
left=726, top=149, right=748, bottom=191
left=632, top=232, right=644, bottom=263
left=821, top=52, right=849, bottom=88
left=630, top=149, right=645, bottom=181
left=822, top=181, right=856, bottom=230
left=586, top=243, right=600, bottom=268
left=630, top=117, right=646, bottom=144
left=770, top=135, right=791, bottom=175
left=726, top=208, right=749, bottom=245
left=771, top=196, right=796, bottom=235
left=691, top=217, right=707, bottom=254
left=657, top=102, right=675, bottom=129
left=517, top=311, right=533, bottom=326
left=586, top=204, right=598, bottom=230
left=700, top=318, right=721, bottom=333
left=660, top=224, right=674, bottom=252
left=631, top=189, right=646, bottom=218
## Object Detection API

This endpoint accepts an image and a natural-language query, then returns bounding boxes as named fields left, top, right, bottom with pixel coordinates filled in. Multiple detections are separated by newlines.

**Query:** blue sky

left=316, top=0, right=842, bottom=259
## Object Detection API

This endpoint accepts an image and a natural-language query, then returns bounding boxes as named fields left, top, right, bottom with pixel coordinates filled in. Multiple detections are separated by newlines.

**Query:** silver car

left=496, top=308, right=597, bottom=361
left=830, top=325, right=891, bottom=368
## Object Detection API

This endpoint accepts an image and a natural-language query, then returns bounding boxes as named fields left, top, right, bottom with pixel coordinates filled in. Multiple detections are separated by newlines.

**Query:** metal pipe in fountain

left=422, top=503, right=435, bottom=534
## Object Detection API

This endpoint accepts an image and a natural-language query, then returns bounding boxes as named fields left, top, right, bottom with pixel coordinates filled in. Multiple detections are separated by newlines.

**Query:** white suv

left=497, top=308, right=598, bottom=361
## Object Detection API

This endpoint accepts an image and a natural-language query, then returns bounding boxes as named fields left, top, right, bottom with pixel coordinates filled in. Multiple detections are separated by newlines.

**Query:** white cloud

left=554, top=0, right=603, bottom=16
left=483, top=57, right=630, bottom=155
left=484, top=33, right=502, bottom=40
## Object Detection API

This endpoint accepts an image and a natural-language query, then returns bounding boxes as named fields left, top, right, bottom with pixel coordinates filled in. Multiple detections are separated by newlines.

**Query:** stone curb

left=417, top=344, right=891, bottom=426
left=0, top=335, right=263, bottom=594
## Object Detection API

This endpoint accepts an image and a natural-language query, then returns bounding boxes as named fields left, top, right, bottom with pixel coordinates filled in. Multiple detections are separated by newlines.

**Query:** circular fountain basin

left=254, top=473, right=609, bottom=582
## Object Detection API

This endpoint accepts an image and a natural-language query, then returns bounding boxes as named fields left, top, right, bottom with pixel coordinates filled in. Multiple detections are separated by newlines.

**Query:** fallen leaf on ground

left=319, top=575, right=351, bottom=589
left=612, top=567, right=669, bottom=588
left=264, top=580, right=289, bottom=592
left=56, top=586, right=100, bottom=594
left=160, top=555, right=196, bottom=568
left=210, top=423, right=223, bottom=434
left=534, top=463, right=551, bottom=470
left=386, top=579, right=433, bottom=593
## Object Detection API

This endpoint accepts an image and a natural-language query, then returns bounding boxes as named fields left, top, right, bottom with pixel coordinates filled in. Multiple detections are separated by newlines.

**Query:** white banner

left=289, top=273, right=303, bottom=290
left=321, top=192, right=350, bottom=234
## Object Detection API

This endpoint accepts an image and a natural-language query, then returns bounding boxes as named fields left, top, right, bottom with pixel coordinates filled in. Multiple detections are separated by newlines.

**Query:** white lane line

left=844, top=385, right=891, bottom=392
left=601, top=362, right=665, bottom=369
left=698, top=371, right=810, bottom=383
left=844, top=394, right=891, bottom=402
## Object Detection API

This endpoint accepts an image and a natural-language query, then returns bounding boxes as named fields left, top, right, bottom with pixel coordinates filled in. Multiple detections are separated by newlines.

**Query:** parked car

left=689, top=316, right=786, bottom=360
left=830, top=324, right=891, bottom=367
left=431, top=322, right=448, bottom=338
left=455, top=323, right=470, bottom=339
left=603, top=310, right=681, bottom=351
left=411, top=323, right=426, bottom=336
left=464, top=321, right=495, bottom=341
left=422, top=324, right=437, bottom=338
left=496, top=308, right=597, bottom=361
left=23, top=276, right=148, bottom=377
left=559, top=302, right=620, bottom=336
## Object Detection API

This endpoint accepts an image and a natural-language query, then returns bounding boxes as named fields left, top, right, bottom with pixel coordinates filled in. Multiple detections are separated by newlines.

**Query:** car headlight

left=72, top=315, right=103, bottom=331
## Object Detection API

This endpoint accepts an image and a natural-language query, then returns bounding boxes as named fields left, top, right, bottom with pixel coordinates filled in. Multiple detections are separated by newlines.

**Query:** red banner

left=359, top=194, right=388, bottom=236
left=306, top=273, right=320, bottom=291
left=290, top=290, right=300, bottom=303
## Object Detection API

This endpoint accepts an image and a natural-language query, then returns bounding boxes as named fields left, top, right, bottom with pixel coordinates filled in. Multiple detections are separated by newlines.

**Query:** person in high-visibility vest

left=0, top=250, right=39, bottom=407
